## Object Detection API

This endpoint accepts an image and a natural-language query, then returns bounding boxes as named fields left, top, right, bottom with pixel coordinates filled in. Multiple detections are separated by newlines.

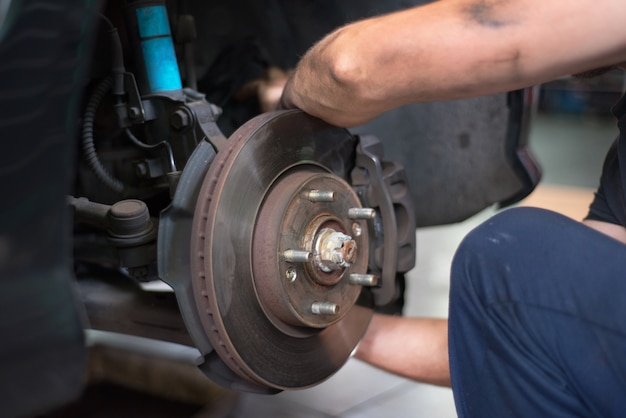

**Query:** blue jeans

left=449, top=207, right=626, bottom=417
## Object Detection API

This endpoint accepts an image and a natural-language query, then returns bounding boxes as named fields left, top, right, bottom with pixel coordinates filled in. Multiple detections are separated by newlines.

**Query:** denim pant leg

left=449, top=207, right=626, bottom=418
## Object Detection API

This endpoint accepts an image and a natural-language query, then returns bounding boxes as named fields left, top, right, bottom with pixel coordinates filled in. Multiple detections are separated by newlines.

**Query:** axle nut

left=315, top=228, right=357, bottom=273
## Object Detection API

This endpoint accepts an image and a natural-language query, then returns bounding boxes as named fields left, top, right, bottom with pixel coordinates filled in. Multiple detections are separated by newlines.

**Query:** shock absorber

left=124, top=0, right=182, bottom=95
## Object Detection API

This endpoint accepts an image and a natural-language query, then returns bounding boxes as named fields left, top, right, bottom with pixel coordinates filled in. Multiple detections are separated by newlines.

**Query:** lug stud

left=282, top=249, right=312, bottom=263
left=305, top=190, right=335, bottom=202
left=311, top=302, right=339, bottom=315
left=349, top=273, right=379, bottom=286
left=348, top=208, right=376, bottom=220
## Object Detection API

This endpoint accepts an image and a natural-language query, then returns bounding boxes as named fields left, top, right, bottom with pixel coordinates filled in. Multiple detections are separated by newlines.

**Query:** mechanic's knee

left=456, top=206, right=559, bottom=259
left=450, top=207, right=559, bottom=300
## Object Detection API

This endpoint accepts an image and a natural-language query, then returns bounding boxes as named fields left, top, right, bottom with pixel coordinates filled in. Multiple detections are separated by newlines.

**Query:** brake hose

left=81, top=76, right=128, bottom=194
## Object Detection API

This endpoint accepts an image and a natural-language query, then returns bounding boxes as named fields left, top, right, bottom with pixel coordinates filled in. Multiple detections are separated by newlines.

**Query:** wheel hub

left=253, top=168, right=368, bottom=334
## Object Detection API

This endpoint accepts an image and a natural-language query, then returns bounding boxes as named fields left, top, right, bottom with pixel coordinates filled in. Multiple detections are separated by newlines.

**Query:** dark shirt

left=586, top=93, right=626, bottom=226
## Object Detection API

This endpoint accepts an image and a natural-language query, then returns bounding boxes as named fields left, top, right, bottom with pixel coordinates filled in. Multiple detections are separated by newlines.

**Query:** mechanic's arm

left=354, top=314, right=451, bottom=387
left=583, top=220, right=626, bottom=244
left=280, top=0, right=626, bottom=127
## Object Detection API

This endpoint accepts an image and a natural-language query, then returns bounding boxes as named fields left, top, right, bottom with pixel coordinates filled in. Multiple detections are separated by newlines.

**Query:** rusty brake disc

left=190, top=110, right=375, bottom=391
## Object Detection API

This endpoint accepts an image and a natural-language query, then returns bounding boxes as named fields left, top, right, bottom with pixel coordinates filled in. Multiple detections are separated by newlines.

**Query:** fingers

left=235, top=66, right=292, bottom=113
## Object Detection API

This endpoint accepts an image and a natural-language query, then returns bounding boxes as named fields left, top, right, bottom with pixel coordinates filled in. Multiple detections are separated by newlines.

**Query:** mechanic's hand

left=235, top=67, right=290, bottom=113
left=276, top=74, right=295, bottom=111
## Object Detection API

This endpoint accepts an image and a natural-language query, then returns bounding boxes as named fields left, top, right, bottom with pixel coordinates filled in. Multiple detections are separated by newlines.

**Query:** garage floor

left=41, top=107, right=619, bottom=418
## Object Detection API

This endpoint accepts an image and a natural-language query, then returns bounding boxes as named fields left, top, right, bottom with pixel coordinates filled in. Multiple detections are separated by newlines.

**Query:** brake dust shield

left=190, top=110, right=374, bottom=391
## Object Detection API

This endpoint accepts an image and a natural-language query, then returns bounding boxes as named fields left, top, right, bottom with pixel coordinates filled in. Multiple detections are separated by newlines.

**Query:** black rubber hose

left=99, top=14, right=126, bottom=96
left=81, top=76, right=127, bottom=194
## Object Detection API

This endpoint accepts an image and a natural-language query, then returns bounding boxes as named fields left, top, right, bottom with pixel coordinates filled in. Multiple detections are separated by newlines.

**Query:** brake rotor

left=190, top=110, right=374, bottom=391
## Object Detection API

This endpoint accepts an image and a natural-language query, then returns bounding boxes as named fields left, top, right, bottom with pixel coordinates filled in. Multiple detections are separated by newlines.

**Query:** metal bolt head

left=351, top=222, right=362, bottom=237
left=135, top=161, right=150, bottom=178
left=285, top=267, right=297, bottom=282
left=171, top=108, right=192, bottom=130
left=210, top=104, right=223, bottom=118
left=128, top=106, right=142, bottom=120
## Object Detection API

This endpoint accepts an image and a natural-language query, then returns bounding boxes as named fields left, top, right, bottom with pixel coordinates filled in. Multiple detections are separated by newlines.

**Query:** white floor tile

left=274, top=360, right=407, bottom=416
left=232, top=393, right=330, bottom=417
left=340, top=382, right=456, bottom=418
